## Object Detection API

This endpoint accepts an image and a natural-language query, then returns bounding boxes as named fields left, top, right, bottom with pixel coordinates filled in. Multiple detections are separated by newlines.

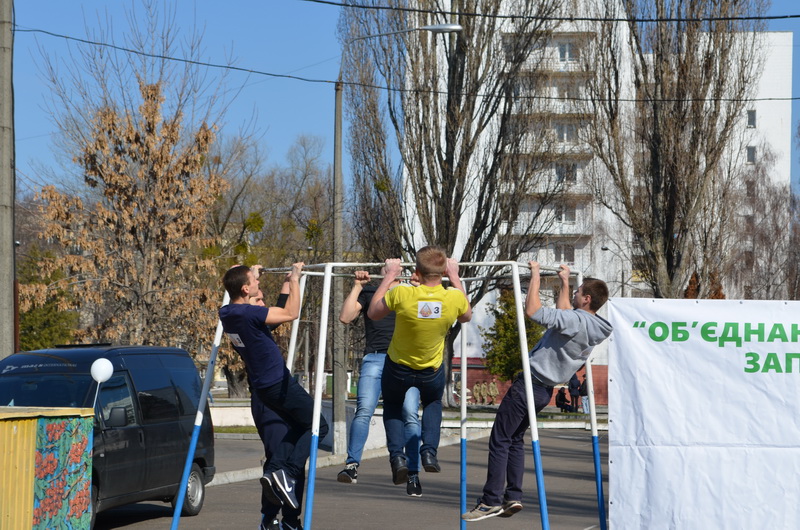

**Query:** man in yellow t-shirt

left=368, top=245, right=472, bottom=487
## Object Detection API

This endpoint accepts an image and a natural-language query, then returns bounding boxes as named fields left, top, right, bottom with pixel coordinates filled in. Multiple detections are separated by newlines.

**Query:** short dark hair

left=416, top=245, right=447, bottom=280
left=582, top=278, right=609, bottom=311
left=223, top=265, right=251, bottom=299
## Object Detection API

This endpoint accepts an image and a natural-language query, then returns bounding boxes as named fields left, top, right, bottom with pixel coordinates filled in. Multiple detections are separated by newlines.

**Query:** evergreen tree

left=480, top=290, right=545, bottom=382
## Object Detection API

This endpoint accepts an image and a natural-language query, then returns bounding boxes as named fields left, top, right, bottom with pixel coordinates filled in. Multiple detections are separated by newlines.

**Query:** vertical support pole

left=585, top=356, right=607, bottom=530
left=171, top=292, right=230, bottom=530
left=460, top=280, right=469, bottom=530
left=303, top=263, right=333, bottom=530
left=511, top=263, right=550, bottom=529
left=286, top=274, right=308, bottom=372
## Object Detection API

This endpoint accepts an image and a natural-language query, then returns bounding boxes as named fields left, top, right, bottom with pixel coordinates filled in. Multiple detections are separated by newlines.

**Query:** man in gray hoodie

left=462, top=261, right=612, bottom=522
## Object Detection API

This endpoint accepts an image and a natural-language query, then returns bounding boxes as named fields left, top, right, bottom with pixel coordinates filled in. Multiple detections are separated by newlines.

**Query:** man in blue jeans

left=336, top=269, right=422, bottom=496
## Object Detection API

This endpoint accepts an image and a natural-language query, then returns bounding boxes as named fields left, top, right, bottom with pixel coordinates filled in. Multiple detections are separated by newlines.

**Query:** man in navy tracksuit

left=220, top=263, right=327, bottom=530
left=462, top=262, right=612, bottom=522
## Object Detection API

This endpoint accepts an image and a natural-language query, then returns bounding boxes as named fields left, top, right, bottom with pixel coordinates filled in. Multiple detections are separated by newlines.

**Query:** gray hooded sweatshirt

left=528, top=306, right=613, bottom=386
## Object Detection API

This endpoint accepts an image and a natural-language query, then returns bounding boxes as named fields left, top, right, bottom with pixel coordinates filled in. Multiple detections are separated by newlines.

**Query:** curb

left=208, top=428, right=492, bottom=488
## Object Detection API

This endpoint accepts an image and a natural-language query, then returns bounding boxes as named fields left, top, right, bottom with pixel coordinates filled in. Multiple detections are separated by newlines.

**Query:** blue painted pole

left=171, top=292, right=229, bottom=530
left=459, top=282, right=469, bottom=530
left=303, top=434, right=321, bottom=529
left=592, top=435, right=608, bottom=530
left=510, top=263, right=550, bottom=529
left=531, top=439, right=550, bottom=530
left=303, top=263, right=335, bottom=530
left=584, top=358, right=607, bottom=530
left=460, top=439, right=467, bottom=530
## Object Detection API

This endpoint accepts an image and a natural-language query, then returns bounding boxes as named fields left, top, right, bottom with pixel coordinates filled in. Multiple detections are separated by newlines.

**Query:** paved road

left=95, top=429, right=608, bottom=530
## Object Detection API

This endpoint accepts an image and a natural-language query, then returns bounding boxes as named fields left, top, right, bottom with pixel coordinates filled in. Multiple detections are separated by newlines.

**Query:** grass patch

left=215, top=425, right=258, bottom=434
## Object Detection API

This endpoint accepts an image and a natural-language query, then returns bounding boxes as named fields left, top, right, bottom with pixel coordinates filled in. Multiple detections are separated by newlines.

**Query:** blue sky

left=12, top=0, right=800, bottom=194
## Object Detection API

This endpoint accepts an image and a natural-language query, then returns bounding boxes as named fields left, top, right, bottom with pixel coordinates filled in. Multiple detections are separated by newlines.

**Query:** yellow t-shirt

left=385, top=283, right=469, bottom=370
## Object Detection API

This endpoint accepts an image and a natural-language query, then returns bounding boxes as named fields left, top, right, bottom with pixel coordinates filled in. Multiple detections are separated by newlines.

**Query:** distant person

left=487, top=379, right=500, bottom=405
left=555, top=387, right=572, bottom=413
left=462, top=262, right=612, bottom=522
left=580, top=373, right=590, bottom=413
left=220, top=263, right=327, bottom=528
left=368, top=247, right=471, bottom=486
left=336, top=269, right=422, bottom=497
left=568, top=372, right=581, bottom=413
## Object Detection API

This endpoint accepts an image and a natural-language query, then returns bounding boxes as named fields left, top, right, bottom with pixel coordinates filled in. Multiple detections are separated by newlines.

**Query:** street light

left=601, top=245, right=626, bottom=297
left=330, top=22, right=463, bottom=456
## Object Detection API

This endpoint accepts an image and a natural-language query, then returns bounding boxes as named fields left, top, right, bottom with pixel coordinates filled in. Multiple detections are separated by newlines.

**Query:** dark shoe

left=390, top=455, right=408, bottom=485
left=260, top=474, right=282, bottom=506
left=270, top=469, right=299, bottom=510
left=421, top=451, right=441, bottom=473
left=281, top=519, right=304, bottom=530
left=461, top=498, right=503, bottom=521
left=498, top=499, right=523, bottom=518
left=337, top=463, right=358, bottom=484
left=406, top=473, right=422, bottom=497
left=260, top=517, right=281, bottom=530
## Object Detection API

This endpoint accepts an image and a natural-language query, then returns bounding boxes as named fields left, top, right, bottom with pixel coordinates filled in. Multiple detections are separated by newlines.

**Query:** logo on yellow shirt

left=418, top=302, right=442, bottom=319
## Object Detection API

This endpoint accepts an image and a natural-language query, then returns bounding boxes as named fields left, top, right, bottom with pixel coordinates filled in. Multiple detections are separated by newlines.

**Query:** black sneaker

left=281, top=519, right=304, bottom=530
left=337, top=463, right=358, bottom=484
left=270, top=469, right=299, bottom=510
left=390, top=455, right=408, bottom=485
left=259, top=517, right=281, bottom=530
left=421, top=451, right=441, bottom=473
left=260, top=474, right=282, bottom=506
left=406, top=474, right=422, bottom=497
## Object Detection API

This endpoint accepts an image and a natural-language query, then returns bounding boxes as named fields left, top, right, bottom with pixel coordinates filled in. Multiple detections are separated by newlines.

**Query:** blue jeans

left=381, top=357, right=444, bottom=461
left=481, top=376, right=553, bottom=506
left=346, top=353, right=421, bottom=471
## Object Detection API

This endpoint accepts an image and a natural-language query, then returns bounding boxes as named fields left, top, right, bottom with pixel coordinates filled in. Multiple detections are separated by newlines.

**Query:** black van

left=0, top=345, right=215, bottom=525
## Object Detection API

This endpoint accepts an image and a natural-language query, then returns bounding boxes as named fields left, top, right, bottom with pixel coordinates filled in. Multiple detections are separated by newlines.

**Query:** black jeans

left=481, top=376, right=553, bottom=506
left=253, top=374, right=328, bottom=481
left=251, top=394, right=304, bottom=520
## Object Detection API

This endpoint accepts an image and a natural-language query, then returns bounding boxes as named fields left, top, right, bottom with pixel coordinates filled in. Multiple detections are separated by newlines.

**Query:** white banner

left=608, top=299, right=800, bottom=529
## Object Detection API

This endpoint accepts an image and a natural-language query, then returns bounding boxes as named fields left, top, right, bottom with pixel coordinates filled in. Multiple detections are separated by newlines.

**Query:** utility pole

left=0, top=0, right=15, bottom=358
left=332, top=80, right=346, bottom=455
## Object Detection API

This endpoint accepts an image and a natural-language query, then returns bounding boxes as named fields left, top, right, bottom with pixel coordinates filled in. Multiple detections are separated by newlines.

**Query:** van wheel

left=172, top=463, right=205, bottom=516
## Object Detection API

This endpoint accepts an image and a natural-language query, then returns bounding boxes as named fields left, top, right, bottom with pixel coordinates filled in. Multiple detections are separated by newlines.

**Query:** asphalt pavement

left=94, top=428, right=609, bottom=530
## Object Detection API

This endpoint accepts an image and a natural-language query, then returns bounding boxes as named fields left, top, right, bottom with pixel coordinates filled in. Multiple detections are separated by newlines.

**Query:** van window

left=98, top=374, right=138, bottom=426
left=159, top=355, right=202, bottom=416
left=125, top=356, right=179, bottom=423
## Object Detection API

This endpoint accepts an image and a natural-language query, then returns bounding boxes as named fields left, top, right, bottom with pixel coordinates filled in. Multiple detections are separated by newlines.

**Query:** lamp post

left=331, top=23, right=462, bottom=455
left=601, top=245, right=626, bottom=297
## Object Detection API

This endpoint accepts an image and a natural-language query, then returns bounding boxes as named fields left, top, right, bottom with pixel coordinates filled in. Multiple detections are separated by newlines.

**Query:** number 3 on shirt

left=417, top=301, right=442, bottom=319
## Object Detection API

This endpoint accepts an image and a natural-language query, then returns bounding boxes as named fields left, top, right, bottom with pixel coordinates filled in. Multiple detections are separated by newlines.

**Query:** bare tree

left=341, top=0, right=574, bottom=403
left=20, top=1, right=232, bottom=359
left=584, top=0, right=768, bottom=298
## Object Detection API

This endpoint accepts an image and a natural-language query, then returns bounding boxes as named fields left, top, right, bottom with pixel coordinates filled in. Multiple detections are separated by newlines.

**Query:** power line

left=302, top=0, right=800, bottom=24
left=14, top=25, right=800, bottom=103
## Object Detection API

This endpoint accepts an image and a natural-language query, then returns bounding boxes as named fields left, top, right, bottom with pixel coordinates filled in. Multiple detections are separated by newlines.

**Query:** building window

left=555, top=203, right=576, bottom=223
left=558, top=42, right=579, bottom=63
left=747, top=110, right=756, bottom=128
left=554, top=122, right=578, bottom=144
left=746, top=146, right=756, bottom=164
left=555, top=162, right=578, bottom=183
left=555, top=243, right=575, bottom=264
